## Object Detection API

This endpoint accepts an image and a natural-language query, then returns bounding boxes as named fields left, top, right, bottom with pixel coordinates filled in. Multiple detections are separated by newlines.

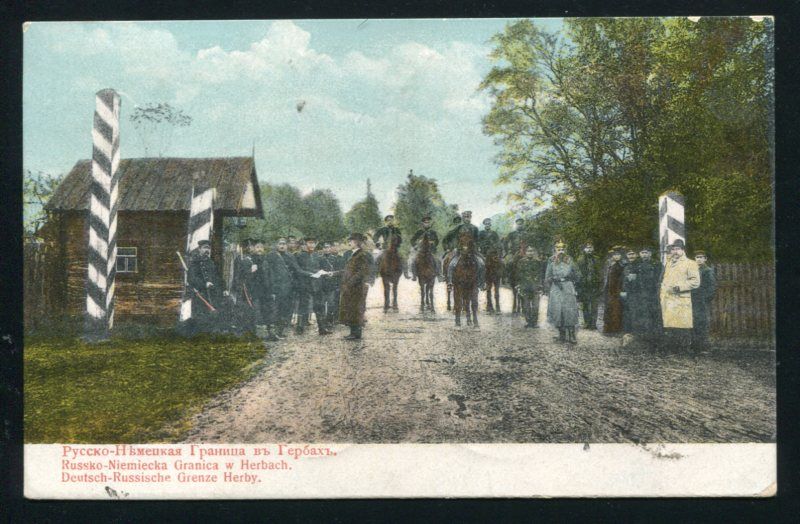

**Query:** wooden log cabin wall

left=42, top=157, right=263, bottom=326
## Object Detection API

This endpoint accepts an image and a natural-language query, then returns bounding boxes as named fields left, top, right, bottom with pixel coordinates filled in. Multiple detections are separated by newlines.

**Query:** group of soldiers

left=184, top=211, right=718, bottom=351
left=533, top=238, right=718, bottom=353
left=183, top=232, right=373, bottom=341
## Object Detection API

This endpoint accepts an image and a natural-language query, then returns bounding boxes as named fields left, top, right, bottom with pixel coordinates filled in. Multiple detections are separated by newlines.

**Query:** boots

left=567, top=327, right=577, bottom=344
left=555, top=328, right=566, bottom=342
left=344, top=325, right=362, bottom=340
left=265, top=325, right=280, bottom=342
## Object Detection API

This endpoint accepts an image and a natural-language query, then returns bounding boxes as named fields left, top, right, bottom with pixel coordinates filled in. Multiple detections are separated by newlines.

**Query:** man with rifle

left=186, top=239, right=223, bottom=334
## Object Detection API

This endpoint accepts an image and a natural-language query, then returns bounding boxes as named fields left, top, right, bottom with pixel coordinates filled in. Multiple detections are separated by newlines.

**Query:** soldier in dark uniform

left=691, top=250, right=717, bottom=352
left=318, top=241, right=344, bottom=330
left=442, top=215, right=462, bottom=252
left=339, top=233, right=372, bottom=340
left=268, top=237, right=297, bottom=337
left=503, top=218, right=527, bottom=260
left=624, top=246, right=663, bottom=345
left=576, top=242, right=603, bottom=330
left=621, top=248, right=640, bottom=335
left=293, top=237, right=333, bottom=336
left=286, top=235, right=301, bottom=327
left=250, top=239, right=278, bottom=341
left=186, top=239, right=223, bottom=334
left=515, top=246, right=546, bottom=328
left=603, top=246, right=626, bottom=334
left=230, top=238, right=261, bottom=335
left=373, top=214, right=402, bottom=271
left=409, top=216, right=441, bottom=280
left=446, top=210, right=484, bottom=286
left=477, top=218, right=503, bottom=257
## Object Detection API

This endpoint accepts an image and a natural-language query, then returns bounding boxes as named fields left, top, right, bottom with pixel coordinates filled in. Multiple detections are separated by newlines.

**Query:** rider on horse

left=409, top=216, right=441, bottom=281
left=373, top=214, right=403, bottom=268
left=446, top=211, right=485, bottom=288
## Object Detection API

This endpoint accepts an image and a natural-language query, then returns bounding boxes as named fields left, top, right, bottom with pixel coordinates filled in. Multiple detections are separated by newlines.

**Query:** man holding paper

left=294, top=237, right=334, bottom=336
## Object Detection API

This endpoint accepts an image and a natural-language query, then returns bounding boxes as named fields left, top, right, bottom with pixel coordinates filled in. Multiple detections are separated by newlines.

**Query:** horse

left=379, top=233, right=403, bottom=312
left=452, top=233, right=480, bottom=327
left=415, top=236, right=437, bottom=313
left=484, top=249, right=503, bottom=313
left=442, top=249, right=457, bottom=311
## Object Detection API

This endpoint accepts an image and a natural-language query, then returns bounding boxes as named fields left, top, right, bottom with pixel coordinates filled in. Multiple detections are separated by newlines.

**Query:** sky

left=23, top=19, right=564, bottom=221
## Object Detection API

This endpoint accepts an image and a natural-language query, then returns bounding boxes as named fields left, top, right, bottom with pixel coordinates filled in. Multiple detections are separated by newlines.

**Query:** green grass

left=24, top=333, right=266, bottom=443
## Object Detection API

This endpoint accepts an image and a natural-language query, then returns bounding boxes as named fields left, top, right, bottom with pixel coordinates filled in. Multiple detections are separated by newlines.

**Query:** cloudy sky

left=23, top=19, right=562, bottom=220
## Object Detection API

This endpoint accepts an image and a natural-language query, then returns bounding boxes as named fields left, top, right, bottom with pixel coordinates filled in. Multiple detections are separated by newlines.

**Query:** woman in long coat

left=545, top=241, right=580, bottom=343
left=339, top=233, right=372, bottom=340
left=603, top=247, right=625, bottom=334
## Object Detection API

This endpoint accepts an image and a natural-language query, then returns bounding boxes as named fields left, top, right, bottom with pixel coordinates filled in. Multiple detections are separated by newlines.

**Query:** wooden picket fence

left=710, top=263, right=774, bottom=339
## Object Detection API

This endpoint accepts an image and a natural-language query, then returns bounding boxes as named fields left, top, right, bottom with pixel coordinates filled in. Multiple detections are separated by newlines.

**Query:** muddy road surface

left=183, top=279, right=775, bottom=443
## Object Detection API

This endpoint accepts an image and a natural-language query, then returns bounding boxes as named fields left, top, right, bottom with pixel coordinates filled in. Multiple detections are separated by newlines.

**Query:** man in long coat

left=602, top=246, right=626, bottom=334
left=545, top=240, right=580, bottom=343
left=620, top=247, right=663, bottom=344
left=266, top=237, right=295, bottom=338
left=660, top=239, right=700, bottom=351
left=691, top=250, right=717, bottom=352
left=250, top=240, right=278, bottom=341
left=576, top=242, right=603, bottom=329
left=516, top=246, right=545, bottom=328
left=339, top=233, right=371, bottom=340
left=230, top=238, right=260, bottom=335
left=186, top=239, right=223, bottom=334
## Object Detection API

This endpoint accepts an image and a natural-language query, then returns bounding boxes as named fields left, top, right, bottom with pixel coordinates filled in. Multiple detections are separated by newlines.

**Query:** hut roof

left=46, top=157, right=263, bottom=217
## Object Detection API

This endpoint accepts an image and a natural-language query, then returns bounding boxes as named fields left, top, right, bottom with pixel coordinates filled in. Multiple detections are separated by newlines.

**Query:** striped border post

left=658, top=190, right=685, bottom=265
left=179, top=177, right=215, bottom=323
left=85, top=89, right=121, bottom=340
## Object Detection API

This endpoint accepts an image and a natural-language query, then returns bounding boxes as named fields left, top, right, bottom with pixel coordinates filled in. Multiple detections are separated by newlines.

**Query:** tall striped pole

left=658, top=190, right=685, bottom=265
left=179, top=176, right=215, bottom=323
left=85, top=89, right=121, bottom=340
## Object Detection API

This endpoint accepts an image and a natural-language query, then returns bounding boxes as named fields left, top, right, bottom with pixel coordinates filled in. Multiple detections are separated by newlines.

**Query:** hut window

left=116, top=247, right=138, bottom=273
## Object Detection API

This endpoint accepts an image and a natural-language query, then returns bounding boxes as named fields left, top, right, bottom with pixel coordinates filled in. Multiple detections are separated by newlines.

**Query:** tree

left=393, top=170, right=455, bottom=256
left=129, top=102, right=193, bottom=157
left=300, top=189, right=348, bottom=242
left=482, top=18, right=774, bottom=261
left=24, top=170, right=63, bottom=238
left=344, top=179, right=383, bottom=235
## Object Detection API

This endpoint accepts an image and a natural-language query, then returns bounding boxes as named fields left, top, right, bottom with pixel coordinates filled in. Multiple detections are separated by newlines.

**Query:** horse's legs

left=428, top=283, right=435, bottom=312
left=471, top=288, right=480, bottom=327
left=392, top=276, right=399, bottom=310
left=446, top=284, right=452, bottom=311
left=511, top=287, right=518, bottom=314
left=454, top=287, right=462, bottom=326
left=494, top=281, right=500, bottom=314
left=382, top=277, right=390, bottom=312
left=419, top=281, right=425, bottom=312
left=486, top=283, right=494, bottom=313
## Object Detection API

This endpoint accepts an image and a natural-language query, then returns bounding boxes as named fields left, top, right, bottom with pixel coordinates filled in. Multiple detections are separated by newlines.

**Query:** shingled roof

left=46, top=157, right=263, bottom=217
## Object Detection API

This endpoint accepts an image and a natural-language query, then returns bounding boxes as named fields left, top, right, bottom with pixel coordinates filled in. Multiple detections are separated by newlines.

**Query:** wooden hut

left=42, top=157, right=263, bottom=326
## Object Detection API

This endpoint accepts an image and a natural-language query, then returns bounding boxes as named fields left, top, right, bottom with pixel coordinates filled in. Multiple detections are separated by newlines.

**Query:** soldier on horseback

left=446, top=211, right=484, bottom=288
left=409, top=216, right=441, bottom=281
left=374, top=214, right=404, bottom=312
left=373, top=214, right=403, bottom=261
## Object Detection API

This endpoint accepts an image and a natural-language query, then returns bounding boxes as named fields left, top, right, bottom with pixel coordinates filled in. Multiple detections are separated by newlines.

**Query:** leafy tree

left=482, top=17, right=774, bottom=261
left=300, top=189, right=348, bottom=243
left=129, top=102, right=193, bottom=157
left=344, top=179, right=383, bottom=235
left=24, top=170, right=63, bottom=238
left=393, top=170, right=455, bottom=257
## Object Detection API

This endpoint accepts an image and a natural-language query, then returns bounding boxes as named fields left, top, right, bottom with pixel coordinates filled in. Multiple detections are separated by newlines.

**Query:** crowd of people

left=182, top=211, right=718, bottom=352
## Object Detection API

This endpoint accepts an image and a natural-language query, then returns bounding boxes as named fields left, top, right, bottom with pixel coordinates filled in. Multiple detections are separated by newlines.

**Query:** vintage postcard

left=22, top=17, right=775, bottom=498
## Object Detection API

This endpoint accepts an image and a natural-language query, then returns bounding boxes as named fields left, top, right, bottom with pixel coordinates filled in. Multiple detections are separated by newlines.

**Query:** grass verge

left=24, top=333, right=265, bottom=443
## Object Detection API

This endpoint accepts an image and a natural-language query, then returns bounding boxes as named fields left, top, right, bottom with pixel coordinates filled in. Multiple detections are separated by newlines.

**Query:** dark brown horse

left=415, top=236, right=436, bottom=312
left=453, top=233, right=479, bottom=327
left=379, top=233, right=403, bottom=312
left=484, top=249, right=503, bottom=313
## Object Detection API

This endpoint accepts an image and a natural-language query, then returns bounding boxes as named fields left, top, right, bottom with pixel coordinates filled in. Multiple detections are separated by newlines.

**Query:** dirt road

left=182, top=279, right=775, bottom=443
